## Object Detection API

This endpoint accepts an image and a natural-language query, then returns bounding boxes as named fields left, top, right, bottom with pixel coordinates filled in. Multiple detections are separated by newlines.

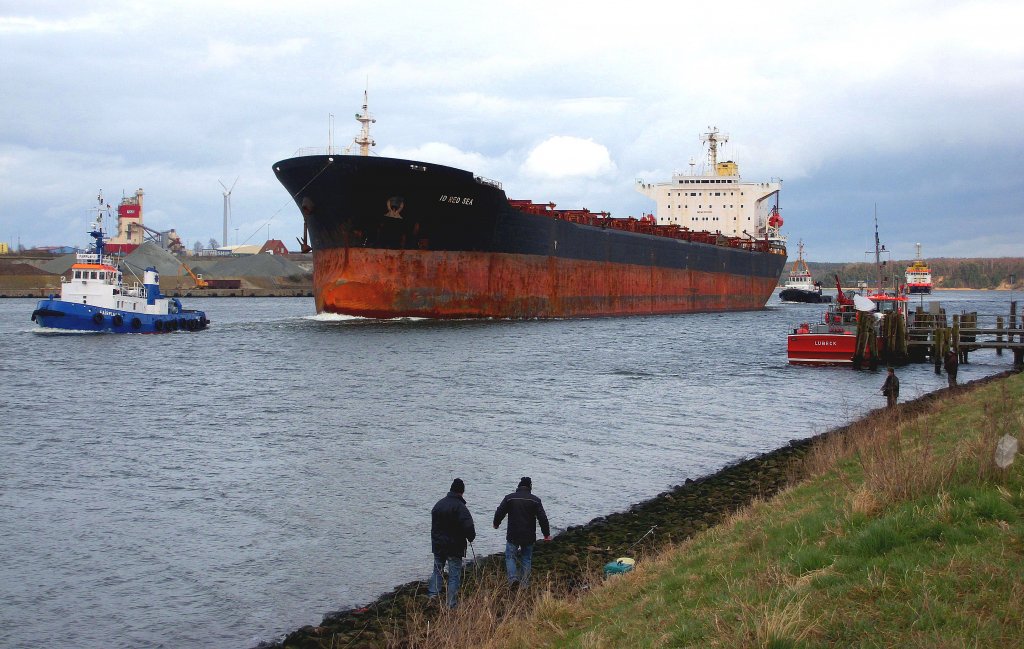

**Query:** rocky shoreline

left=257, top=368, right=1017, bottom=649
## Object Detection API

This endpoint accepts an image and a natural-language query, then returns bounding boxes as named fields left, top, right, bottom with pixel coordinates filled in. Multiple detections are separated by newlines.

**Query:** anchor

left=295, top=221, right=312, bottom=253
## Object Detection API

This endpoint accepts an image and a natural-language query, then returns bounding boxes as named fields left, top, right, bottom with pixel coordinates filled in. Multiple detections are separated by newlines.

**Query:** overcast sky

left=2, top=0, right=1022, bottom=262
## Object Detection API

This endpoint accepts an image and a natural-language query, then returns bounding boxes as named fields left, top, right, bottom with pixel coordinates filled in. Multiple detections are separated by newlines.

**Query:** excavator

left=179, top=261, right=209, bottom=289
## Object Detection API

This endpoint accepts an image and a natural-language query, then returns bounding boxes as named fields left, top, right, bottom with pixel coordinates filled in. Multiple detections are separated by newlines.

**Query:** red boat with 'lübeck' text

left=787, top=221, right=908, bottom=366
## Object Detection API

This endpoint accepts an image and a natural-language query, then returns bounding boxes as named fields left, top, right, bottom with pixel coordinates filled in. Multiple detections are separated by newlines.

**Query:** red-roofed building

left=259, top=239, right=289, bottom=256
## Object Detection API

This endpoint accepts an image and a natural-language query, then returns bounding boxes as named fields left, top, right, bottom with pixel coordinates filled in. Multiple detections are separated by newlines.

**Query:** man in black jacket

left=493, top=476, right=550, bottom=587
left=944, top=348, right=959, bottom=387
left=428, top=478, right=476, bottom=608
left=882, top=367, right=900, bottom=408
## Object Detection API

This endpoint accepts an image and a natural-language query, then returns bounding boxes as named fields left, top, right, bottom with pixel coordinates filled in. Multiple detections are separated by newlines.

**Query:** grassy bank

left=271, top=371, right=1022, bottom=648
left=387, top=371, right=1023, bottom=648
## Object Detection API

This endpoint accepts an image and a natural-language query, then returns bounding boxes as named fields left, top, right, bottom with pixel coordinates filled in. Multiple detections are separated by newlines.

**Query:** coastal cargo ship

left=272, top=97, right=787, bottom=318
left=905, top=243, right=933, bottom=294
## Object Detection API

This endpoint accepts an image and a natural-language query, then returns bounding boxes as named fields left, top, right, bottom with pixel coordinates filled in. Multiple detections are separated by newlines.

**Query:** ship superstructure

left=635, top=127, right=783, bottom=241
left=905, top=243, right=933, bottom=294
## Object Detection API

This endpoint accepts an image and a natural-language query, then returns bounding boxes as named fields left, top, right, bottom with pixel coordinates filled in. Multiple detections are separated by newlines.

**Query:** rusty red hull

left=314, top=248, right=778, bottom=318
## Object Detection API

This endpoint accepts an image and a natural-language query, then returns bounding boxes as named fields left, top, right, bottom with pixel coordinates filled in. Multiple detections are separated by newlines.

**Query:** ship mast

left=867, top=206, right=888, bottom=294
left=700, top=127, right=728, bottom=174
left=353, top=87, right=376, bottom=157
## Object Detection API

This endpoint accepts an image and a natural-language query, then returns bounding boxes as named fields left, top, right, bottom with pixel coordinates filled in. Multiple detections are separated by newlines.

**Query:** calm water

left=0, top=290, right=1016, bottom=648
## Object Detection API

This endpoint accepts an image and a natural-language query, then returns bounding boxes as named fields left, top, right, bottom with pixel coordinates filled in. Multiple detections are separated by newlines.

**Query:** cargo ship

left=905, top=243, right=933, bottom=294
left=273, top=96, right=787, bottom=318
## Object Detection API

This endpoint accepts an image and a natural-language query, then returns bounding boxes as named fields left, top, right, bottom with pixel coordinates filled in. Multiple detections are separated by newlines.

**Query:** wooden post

left=996, top=315, right=1004, bottom=356
left=1011, top=301, right=1018, bottom=344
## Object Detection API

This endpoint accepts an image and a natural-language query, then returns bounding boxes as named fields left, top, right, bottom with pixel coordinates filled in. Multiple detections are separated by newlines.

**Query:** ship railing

left=292, top=147, right=338, bottom=157
left=474, top=175, right=502, bottom=190
left=75, top=252, right=116, bottom=266
left=122, top=283, right=147, bottom=298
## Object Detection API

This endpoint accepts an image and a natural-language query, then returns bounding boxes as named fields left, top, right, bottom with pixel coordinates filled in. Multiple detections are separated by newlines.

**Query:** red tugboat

left=787, top=220, right=908, bottom=366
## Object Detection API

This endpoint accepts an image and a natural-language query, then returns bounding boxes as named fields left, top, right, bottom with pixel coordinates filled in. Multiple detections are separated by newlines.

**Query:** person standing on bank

left=493, top=477, right=551, bottom=587
left=881, top=367, right=900, bottom=408
left=429, top=478, right=476, bottom=608
left=944, top=347, right=959, bottom=387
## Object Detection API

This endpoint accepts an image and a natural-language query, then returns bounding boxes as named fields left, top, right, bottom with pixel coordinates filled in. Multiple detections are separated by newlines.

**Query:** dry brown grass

left=385, top=566, right=605, bottom=649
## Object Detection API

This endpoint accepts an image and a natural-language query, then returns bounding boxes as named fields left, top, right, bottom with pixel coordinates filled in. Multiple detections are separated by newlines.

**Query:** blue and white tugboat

left=31, top=193, right=209, bottom=334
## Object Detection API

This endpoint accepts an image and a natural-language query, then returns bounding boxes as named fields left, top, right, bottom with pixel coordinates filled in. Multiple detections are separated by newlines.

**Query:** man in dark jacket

left=428, top=478, right=476, bottom=608
left=944, top=348, right=959, bottom=387
left=493, top=476, right=550, bottom=586
left=881, top=367, right=900, bottom=408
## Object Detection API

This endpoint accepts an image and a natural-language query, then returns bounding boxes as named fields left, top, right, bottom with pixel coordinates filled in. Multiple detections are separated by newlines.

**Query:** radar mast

left=700, top=127, right=728, bottom=173
left=353, top=86, right=376, bottom=157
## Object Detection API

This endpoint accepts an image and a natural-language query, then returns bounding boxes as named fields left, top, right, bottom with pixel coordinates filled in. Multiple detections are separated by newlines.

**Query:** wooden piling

left=1011, top=301, right=1018, bottom=344
left=996, top=316, right=1004, bottom=356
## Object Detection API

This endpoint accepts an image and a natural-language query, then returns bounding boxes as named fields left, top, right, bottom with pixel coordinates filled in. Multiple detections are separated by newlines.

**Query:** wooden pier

left=905, top=301, right=1023, bottom=366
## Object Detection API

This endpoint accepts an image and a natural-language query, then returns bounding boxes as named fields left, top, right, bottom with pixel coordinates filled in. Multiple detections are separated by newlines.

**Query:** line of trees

left=804, top=258, right=1023, bottom=290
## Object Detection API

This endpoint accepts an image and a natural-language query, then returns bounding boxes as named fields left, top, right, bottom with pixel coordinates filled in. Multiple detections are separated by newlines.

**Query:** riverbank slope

left=486, top=371, right=1024, bottom=648
left=268, top=370, right=1022, bottom=648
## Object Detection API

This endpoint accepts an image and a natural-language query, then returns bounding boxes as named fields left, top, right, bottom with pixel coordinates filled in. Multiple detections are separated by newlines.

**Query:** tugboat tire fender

left=131, top=317, right=142, bottom=329
left=155, top=320, right=163, bottom=331
left=92, top=313, right=104, bottom=325
left=112, top=314, right=124, bottom=327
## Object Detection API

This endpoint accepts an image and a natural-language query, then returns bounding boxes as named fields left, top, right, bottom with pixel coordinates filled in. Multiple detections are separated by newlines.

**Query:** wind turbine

left=219, top=177, right=238, bottom=249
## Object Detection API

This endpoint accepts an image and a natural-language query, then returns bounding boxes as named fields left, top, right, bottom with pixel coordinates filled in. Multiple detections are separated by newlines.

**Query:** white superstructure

left=635, top=127, right=782, bottom=239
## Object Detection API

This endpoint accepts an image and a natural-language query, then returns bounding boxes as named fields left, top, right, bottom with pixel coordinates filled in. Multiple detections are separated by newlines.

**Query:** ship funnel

left=144, top=267, right=161, bottom=304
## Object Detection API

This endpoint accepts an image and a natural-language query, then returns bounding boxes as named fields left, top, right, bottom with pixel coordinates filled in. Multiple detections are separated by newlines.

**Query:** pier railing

left=906, top=304, right=1023, bottom=364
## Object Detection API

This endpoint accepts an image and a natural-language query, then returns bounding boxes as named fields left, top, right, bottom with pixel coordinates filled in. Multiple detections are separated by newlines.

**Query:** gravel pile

left=190, top=253, right=308, bottom=279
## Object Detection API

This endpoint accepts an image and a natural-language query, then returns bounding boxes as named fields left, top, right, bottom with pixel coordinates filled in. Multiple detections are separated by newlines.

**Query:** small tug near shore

left=31, top=193, right=209, bottom=334
left=778, top=240, right=830, bottom=303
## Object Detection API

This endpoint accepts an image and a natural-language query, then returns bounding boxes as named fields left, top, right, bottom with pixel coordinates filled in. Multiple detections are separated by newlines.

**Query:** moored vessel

left=273, top=95, right=787, bottom=319
left=905, top=243, right=933, bottom=294
left=778, top=240, right=831, bottom=303
left=31, top=193, right=209, bottom=334
left=787, top=220, right=908, bottom=366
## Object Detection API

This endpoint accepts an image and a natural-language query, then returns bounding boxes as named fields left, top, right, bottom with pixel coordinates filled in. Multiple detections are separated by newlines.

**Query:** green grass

left=487, top=373, right=1024, bottom=649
